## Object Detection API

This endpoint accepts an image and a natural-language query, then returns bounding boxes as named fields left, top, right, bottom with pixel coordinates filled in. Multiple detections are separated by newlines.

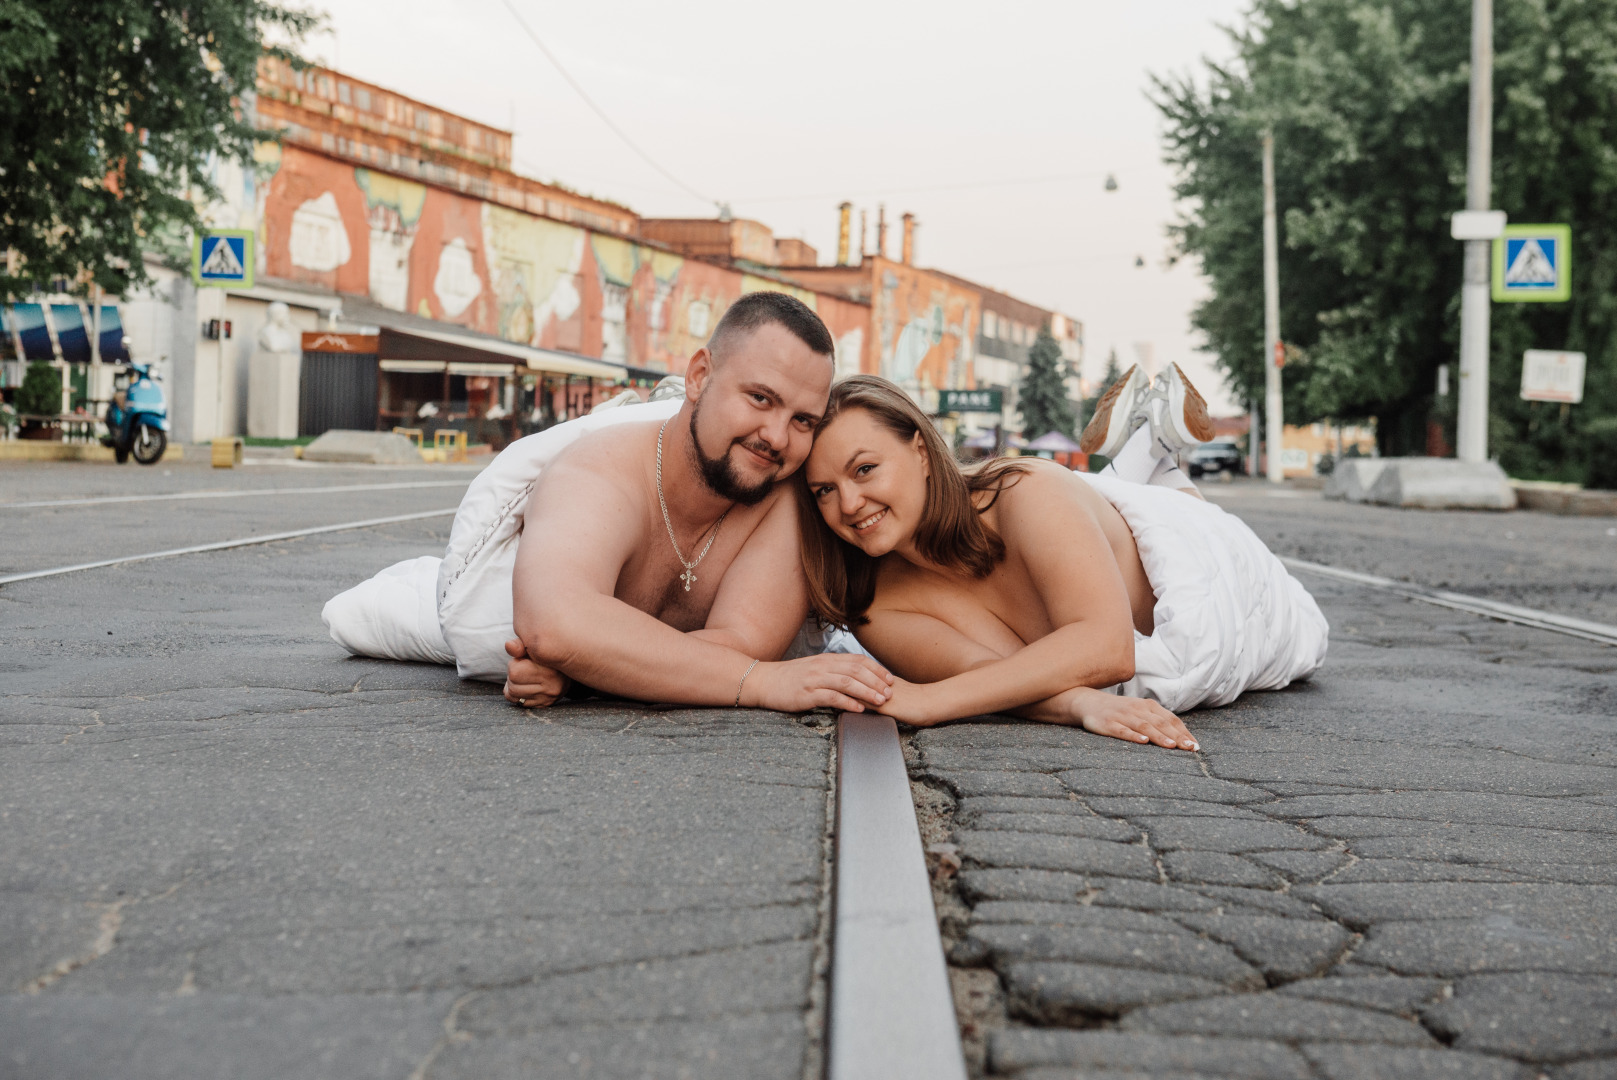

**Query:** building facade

left=4, top=59, right=1087, bottom=452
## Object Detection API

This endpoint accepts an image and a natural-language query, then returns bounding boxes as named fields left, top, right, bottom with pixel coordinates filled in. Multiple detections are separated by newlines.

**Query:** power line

left=497, top=0, right=718, bottom=211
left=733, top=170, right=1117, bottom=205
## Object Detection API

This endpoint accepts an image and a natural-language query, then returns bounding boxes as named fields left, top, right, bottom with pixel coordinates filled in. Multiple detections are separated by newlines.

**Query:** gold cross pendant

left=680, top=568, right=697, bottom=591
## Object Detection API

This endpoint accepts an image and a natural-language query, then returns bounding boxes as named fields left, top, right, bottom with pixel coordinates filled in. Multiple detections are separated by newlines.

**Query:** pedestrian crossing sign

left=192, top=229, right=255, bottom=288
left=1492, top=224, right=1569, bottom=302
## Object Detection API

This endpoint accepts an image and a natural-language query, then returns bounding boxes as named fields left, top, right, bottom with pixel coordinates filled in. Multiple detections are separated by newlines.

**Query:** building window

left=338, top=81, right=350, bottom=104
left=355, top=88, right=371, bottom=111
left=983, top=311, right=997, bottom=338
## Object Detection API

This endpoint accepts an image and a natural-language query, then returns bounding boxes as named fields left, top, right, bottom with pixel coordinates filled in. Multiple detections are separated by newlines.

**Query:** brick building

left=36, top=60, right=1082, bottom=451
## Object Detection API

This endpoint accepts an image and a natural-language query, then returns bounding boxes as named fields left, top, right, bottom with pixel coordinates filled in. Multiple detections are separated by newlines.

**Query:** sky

left=302, top=0, right=1255, bottom=413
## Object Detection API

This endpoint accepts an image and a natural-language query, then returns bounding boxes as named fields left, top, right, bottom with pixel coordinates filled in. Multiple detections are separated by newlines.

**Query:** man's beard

left=688, top=398, right=780, bottom=507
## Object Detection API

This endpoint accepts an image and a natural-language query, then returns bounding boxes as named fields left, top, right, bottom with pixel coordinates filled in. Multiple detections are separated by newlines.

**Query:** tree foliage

left=0, top=0, right=319, bottom=301
left=1154, top=0, right=1617, bottom=479
left=1019, top=327, right=1078, bottom=439
left=16, top=359, right=61, bottom=415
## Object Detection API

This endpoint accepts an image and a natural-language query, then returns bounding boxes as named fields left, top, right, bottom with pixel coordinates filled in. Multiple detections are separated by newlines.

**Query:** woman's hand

left=873, top=678, right=948, bottom=727
left=503, top=637, right=570, bottom=708
left=1067, top=687, right=1198, bottom=750
left=742, top=654, right=895, bottom=714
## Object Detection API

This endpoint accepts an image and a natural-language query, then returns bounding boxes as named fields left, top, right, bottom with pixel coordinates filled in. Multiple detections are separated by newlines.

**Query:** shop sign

left=939, top=389, right=1003, bottom=413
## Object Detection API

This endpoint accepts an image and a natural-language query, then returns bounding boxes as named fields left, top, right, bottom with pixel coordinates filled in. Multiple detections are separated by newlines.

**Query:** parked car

left=1188, top=438, right=1244, bottom=477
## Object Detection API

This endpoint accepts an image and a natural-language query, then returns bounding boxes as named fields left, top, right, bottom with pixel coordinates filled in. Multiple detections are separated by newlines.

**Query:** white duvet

left=322, top=402, right=1328, bottom=711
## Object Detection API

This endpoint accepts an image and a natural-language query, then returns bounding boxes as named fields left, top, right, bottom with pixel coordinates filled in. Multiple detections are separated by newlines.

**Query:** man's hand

left=503, top=638, right=569, bottom=708
left=742, top=654, right=895, bottom=714
left=1067, top=687, right=1197, bottom=750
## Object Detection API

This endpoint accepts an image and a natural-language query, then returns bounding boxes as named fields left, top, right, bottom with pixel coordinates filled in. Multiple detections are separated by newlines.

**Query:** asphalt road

left=1205, top=479, right=1617, bottom=624
left=925, top=484, right=1617, bottom=1080
left=1, top=458, right=831, bottom=1080
left=2, top=460, right=1613, bottom=1080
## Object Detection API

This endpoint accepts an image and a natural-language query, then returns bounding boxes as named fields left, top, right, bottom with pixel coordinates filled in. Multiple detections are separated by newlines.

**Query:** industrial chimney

left=901, top=213, right=916, bottom=266
left=837, top=202, right=852, bottom=266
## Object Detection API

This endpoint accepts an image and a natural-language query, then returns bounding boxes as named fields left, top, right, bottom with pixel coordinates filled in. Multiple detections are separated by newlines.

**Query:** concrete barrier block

left=1513, top=481, right=1617, bottom=516
left=1322, top=459, right=1390, bottom=502
left=301, top=429, right=423, bottom=465
left=1365, top=457, right=1516, bottom=510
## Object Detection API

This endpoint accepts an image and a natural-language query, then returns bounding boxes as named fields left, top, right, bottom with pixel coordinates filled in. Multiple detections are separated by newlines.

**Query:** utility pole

left=1249, top=397, right=1260, bottom=476
left=1261, top=130, right=1284, bottom=483
left=1456, top=0, right=1494, bottom=463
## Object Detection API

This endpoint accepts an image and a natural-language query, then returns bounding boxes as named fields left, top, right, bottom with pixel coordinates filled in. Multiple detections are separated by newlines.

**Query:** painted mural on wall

left=872, top=263, right=977, bottom=394
left=254, top=145, right=868, bottom=375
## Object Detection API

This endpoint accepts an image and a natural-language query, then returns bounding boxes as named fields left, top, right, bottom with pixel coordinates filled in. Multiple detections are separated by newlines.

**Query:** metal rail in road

left=829, top=713, right=968, bottom=1080
left=1282, top=556, right=1617, bottom=646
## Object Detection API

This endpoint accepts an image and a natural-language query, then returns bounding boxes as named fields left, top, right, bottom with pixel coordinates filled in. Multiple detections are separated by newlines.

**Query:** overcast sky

left=305, top=0, right=1254, bottom=413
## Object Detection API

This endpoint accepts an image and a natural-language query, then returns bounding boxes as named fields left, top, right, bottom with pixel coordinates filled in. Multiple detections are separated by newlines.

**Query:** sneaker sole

left=1170, top=363, right=1217, bottom=444
left=1080, top=364, right=1144, bottom=456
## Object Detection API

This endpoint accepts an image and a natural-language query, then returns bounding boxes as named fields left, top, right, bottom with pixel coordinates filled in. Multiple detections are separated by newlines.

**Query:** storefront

left=299, top=302, right=630, bottom=447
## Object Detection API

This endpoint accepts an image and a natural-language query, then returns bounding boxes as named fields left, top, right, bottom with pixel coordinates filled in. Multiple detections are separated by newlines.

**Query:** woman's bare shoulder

left=986, top=458, right=1085, bottom=509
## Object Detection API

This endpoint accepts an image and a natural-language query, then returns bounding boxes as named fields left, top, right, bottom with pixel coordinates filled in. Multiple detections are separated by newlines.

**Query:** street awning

left=338, top=295, right=624, bottom=380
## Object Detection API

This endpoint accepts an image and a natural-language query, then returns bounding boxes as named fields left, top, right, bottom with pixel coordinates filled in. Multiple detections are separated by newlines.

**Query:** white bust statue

left=257, top=302, right=299, bottom=354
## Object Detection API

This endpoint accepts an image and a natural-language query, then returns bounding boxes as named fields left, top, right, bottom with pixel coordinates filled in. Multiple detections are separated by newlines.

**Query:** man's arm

left=689, top=485, right=812, bottom=659
left=511, top=455, right=891, bottom=711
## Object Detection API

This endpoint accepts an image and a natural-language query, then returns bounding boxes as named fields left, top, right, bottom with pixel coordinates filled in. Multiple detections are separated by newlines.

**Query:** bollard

left=211, top=437, right=244, bottom=468
left=433, top=428, right=467, bottom=463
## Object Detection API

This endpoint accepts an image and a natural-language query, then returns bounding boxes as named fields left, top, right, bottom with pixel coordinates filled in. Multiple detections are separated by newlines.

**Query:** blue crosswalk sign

left=192, top=229, right=255, bottom=288
left=1493, top=224, right=1569, bottom=303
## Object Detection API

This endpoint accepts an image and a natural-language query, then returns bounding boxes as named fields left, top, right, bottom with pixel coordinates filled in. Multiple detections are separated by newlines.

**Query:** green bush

left=1581, top=417, right=1617, bottom=491
left=15, top=362, right=61, bottom=417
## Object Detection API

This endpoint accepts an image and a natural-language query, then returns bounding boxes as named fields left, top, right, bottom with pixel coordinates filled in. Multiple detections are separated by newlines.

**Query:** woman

left=797, top=370, right=1328, bottom=750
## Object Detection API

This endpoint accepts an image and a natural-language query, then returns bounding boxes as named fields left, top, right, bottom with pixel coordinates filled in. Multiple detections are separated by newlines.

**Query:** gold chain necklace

left=656, top=418, right=729, bottom=591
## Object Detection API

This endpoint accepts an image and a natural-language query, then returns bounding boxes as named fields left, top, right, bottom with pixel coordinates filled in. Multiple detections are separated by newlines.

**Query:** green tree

left=1153, top=0, right=1617, bottom=480
left=1082, top=348, right=1125, bottom=423
left=1019, top=326, right=1078, bottom=440
left=16, top=359, right=62, bottom=416
left=0, top=0, right=319, bottom=301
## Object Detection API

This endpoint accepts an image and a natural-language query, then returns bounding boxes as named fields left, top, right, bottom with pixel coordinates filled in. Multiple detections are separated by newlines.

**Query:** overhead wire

left=496, top=0, right=719, bottom=210
left=733, top=170, right=1117, bottom=205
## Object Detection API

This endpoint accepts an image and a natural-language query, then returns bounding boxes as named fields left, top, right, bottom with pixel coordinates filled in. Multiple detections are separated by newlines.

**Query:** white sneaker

left=1080, top=364, right=1152, bottom=458
left=1146, top=363, right=1217, bottom=453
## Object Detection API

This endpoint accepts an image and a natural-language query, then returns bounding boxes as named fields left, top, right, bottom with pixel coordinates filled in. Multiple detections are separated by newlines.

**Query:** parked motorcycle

left=101, top=362, right=169, bottom=465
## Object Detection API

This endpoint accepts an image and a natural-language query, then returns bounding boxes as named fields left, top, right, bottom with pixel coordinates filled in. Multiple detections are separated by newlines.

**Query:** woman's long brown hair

left=795, top=375, right=1028, bottom=628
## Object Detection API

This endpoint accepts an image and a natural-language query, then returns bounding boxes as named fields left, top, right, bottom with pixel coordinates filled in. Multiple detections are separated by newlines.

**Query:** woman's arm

left=873, top=469, right=1140, bottom=721
left=858, top=607, right=1195, bottom=749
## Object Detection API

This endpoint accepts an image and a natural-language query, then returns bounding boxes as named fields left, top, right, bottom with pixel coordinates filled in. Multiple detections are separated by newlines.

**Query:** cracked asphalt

left=1, top=458, right=832, bottom=1080
left=4, top=462, right=1614, bottom=1079
left=915, top=484, right=1617, bottom=1080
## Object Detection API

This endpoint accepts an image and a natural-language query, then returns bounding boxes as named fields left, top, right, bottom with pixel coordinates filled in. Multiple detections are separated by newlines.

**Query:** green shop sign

left=938, top=389, right=1003, bottom=413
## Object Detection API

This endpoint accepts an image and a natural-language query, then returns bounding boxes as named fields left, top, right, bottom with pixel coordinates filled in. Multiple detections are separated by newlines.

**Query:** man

left=327, top=291, right=892, bottom=714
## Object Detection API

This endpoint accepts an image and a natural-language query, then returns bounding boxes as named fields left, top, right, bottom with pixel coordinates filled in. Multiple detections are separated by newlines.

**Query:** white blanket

left=1077, top=472, right=1329, bottom=712
left=323, top=398, right=681, bottom=682
left=323, top=407, right=1328, bottom=711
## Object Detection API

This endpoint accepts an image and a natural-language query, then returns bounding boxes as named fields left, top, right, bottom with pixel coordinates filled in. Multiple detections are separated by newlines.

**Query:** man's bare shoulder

left=533, top=418, right=661, bottom=500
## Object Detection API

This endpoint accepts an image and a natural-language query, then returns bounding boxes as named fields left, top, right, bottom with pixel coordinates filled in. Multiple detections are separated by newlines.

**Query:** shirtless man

left=500, top=292, right=894, bottom=714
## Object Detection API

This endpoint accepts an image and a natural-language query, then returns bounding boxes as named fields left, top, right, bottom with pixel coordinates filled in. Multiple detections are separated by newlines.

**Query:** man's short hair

left=708, top=290, right=835, bottom=363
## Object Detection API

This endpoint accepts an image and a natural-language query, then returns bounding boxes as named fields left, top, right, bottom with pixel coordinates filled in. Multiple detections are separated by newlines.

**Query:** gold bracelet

left=735, top=659, right=760, bottom=707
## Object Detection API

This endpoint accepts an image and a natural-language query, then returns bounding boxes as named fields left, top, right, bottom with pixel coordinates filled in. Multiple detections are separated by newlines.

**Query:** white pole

left=1248, top=397, right=1260, bottom=476
left=1262, top=131, right=1284, bottom=483
left=1456, top=0, right=1493, bottom=463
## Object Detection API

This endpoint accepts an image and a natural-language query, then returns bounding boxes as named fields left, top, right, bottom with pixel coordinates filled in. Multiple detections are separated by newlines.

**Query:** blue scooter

left=102, top=362, right=169, bottom=465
